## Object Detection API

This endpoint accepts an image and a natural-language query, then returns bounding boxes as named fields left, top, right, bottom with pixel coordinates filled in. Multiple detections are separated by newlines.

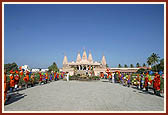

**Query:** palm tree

left=147, top=53, right=160, bottom=72
left=151, top=53, right=160, bottom=72
left=158, top=58, right=164, bottom=71
left=136, top=63, right=140, bottom=68
left=147, top=56, right=152, bottom=67
left=118, top=64, right=122, bottom=68
left=143, top=63, right=146, bottom=67
left=130, top=64, right=134, bottom=68
left=124, top=64, right=128, bottom=68
left=151, top=53, right=160, bottom=63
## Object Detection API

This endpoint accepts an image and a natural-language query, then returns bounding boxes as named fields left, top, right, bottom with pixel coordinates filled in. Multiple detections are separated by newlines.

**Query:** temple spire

left=101, top=55, right=106, bottom=66
left=76, top=52, right=81, bottom=63
left=63, top=55, right=68, bottom=65
left=82, top=49, right=87, bottom=61
left=88, top=51, right=93, bottom=63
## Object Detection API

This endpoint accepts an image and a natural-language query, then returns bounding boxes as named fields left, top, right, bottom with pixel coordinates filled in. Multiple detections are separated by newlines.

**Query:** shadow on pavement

left=131, top=86, right=164, bottom=98
left=101, top=81, right=109, bottom=82
left=5, top=93, right=27, bottom=105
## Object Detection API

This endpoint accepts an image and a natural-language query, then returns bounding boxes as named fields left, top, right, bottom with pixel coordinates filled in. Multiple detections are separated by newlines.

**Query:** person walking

left=155, top=74, right=161, bottom=96
left=112, top=72, right=115, bottom=83
left=108, top=72, right=112, bottom=83
left=120, top=73, right=123, bottom=85
left=4, top=69, right=8, bottom=104
left=54, top=72, right=57, bottom=81
left=160, top=74, right=164, bottom=96
left=140, top=74, right=144, bottom=90
left=144, top=74, right=149, bottom=91
left=23, top=71, right=29, bottom=88
left=127, top=74, right=131, bottom=87
left=30, top=73, right=35, bottom=87
left=66, top=72, right=69, bottom=81
left=49, top=74, right=53, bottom=82
left=110, top=72, right=113, bottom=83
left=61, top=73, right=63, bottom=79
left=114, top=73, right=116, bottom=83
left=57, top=73, right=59, bottom=80
left=39, top=72, right=42, bottom=85
left=45, top=72, right=48, bottom=84
left=19, top=69, right=24, bottom=88
left=9, top=74, right=15, bottom=93
left=14, top=73, right=20, bottom=92
left=153, top=73, right=157, bottom=94
left=43, top=74, right=46, bottom=84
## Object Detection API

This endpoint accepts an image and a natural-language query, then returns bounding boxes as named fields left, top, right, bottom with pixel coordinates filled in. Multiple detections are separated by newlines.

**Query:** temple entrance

left=72, top=65, right=95, bottom=80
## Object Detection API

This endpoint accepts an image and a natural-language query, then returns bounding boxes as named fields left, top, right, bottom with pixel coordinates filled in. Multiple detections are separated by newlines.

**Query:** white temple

left=62, top=50, right=107, bottom=76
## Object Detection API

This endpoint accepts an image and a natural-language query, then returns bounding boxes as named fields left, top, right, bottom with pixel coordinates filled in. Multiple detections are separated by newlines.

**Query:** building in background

left=41, top=69, right=49, bottom=72
left=21, top=65, right=30, bottom=72
left=31, top=69, right=40, bottom=73
left=61, top=49, right=107, bottom=76
left=109, top=68, right=139, bottom=73
left=61, top=49, right=144, bottom=76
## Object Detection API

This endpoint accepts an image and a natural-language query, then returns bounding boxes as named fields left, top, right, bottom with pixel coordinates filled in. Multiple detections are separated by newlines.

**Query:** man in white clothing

left=66, top=72, right=69, bottom=81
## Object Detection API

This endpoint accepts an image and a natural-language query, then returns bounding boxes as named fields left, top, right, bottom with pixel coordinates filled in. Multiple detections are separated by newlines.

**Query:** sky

left=4, top=4, right=164, bottom=68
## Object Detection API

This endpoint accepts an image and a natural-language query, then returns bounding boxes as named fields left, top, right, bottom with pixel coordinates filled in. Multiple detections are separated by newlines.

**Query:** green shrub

left=92, top=76, right=100, bottom=80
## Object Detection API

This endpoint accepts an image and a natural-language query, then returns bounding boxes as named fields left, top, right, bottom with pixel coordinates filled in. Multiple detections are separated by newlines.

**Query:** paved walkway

left=4, top=80, right=164, bottom=111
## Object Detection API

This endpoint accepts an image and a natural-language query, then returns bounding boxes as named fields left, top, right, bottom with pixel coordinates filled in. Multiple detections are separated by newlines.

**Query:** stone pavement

left=4, top=80, right=164, bottom=111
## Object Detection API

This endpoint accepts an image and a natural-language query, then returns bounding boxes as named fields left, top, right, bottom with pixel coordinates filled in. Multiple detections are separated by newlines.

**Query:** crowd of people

left=104, top=70, right=164, bottom=96
left=4, top=68, right=66, bottom=104
left=4, top=68, right=164, bottom=105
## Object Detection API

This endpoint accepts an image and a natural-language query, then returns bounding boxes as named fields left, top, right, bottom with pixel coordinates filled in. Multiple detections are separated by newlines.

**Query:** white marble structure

left=31, top=69, right=40, bottom=73
left=62, top=50, right=107, bottom=76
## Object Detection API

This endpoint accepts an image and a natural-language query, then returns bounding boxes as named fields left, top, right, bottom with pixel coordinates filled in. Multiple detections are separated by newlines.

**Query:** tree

left=159, top=58, right=164, bottom=71
left=147, top=53, right=160, bottom=72
left=124, top=64, right=128, bottom=68
left=118, top=64, right=122, bottom=68
left=137, top=68, right=146, bottom=74
left=151, top=53, right=160, bottom=72
left=48, top=62, right=59, bottom=72
left=147, top=56, right=152, bottom=67
left=4, top=62, right=18, bottom=74
left=136, top=63, right=140, bottom=68
left=152, top=58, right=164, bottom=72
left=106, top=64, right=109, bottom=68
left=143, top=63, right=146, bottom=67
left=151, top=53, right=160, bottom=64
left=130, top=64, right=134, bottom=68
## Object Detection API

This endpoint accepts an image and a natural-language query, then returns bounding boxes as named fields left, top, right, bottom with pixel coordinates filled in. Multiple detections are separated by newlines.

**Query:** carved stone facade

left=62, top=50, right=107, bottom=76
